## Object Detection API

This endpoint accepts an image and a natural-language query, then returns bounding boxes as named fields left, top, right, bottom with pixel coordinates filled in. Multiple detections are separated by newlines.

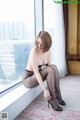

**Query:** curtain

left=52, top=0, right=68, bottom=77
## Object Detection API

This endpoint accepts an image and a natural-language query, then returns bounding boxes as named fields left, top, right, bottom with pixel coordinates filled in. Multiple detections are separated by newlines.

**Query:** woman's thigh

left=48, top=64, right=58, bottom=71
left=22, top=67, right=51, bottom=88
left=22, top=70, right=38, bottom=88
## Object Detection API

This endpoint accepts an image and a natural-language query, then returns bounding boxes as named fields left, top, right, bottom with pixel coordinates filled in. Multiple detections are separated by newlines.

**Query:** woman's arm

left=30, top=49, right=51, bottom=100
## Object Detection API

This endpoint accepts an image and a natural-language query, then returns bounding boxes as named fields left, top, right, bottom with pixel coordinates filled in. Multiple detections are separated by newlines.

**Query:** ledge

left=0, top=84, right=30, bottom=111
left=0, top=82, right=46, bottom=120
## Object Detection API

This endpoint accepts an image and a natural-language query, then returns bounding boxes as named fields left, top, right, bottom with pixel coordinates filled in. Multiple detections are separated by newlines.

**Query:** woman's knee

left=23, top=82, right=32, bottom=88
left=22, top=75, right=26, bottom=81
left=46, top=66, right=55, bottom=74
left=22, top=71, right=28, bottom=81
left=50, top=64, right=58, bottom=72
left=22, top=78, right=32, bottom=88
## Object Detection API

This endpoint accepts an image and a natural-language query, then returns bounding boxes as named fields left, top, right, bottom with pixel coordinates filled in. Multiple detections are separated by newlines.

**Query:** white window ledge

left=0, top=81, right=46, bottom=120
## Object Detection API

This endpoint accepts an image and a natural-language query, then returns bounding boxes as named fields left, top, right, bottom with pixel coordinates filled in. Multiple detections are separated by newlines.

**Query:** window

left=0, top=0, right=34, bottom=95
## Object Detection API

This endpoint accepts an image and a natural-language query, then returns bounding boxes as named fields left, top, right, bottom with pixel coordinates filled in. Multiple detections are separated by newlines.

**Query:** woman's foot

left=48, top=99, right=63, bottom=111
left=59, top=100, right=66, bottom=105
left=55, top=92, right=66, bottom=105
left=55, top=106, right=63, bottom=111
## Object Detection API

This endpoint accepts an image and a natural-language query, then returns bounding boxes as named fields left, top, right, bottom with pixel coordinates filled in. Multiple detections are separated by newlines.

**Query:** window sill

left=0, top=82, right=46, bottom=120
left=0, top=84, right=30, bottom=111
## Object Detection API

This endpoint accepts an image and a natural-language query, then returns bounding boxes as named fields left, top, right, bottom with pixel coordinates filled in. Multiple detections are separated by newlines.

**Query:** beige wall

left=67, top=1, right=80, bottom=74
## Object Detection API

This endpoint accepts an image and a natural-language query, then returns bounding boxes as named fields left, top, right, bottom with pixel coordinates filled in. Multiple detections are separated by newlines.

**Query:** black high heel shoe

left=59, top=100, right=66, bottom=105
left=48, top=101, right=63, bottom=111
left=55, top=92, right=66, bottom=106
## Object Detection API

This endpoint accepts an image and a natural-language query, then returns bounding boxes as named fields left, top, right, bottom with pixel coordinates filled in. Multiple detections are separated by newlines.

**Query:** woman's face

left=36, top=37, right=43, bottom=51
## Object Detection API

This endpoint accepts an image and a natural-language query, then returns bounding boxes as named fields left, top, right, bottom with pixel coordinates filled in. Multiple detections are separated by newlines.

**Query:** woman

left=22, top=31, right=66, bottom=111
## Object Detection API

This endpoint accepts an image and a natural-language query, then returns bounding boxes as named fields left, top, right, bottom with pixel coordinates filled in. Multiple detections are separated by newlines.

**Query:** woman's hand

left=44, top=89, right=51, bottom=100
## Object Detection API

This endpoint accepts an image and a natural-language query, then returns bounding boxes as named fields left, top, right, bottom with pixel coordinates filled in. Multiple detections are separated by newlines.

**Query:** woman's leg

left=22, top=70, right=39, bottom=88
left=40, top=67, right=61, bottom=110
left=48, top=64, right=65, bottom=104
left=48, top=64, right=60, bottom=92
left=22, top=67, right=56, bottom=98
left=22, top=67, right=61, bottom=110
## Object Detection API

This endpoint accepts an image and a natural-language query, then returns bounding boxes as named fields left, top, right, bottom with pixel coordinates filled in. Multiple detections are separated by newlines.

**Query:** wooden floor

left=15, top=75, right=80, bottom=120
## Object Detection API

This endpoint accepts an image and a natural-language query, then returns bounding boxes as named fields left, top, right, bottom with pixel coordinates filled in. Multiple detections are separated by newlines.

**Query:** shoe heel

left=48, top=101, right=49, bottom=108
left=48, top=100, right=63, bottom=111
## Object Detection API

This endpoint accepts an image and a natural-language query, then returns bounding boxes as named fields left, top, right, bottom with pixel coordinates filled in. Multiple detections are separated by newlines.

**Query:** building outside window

left=0, top=0, right=35, bottom=95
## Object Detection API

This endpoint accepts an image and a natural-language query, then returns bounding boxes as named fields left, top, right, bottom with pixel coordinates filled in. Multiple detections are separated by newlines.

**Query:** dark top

left=26, top=63, right=48, bottom=72
left=38, top=63, right=48, bottom=71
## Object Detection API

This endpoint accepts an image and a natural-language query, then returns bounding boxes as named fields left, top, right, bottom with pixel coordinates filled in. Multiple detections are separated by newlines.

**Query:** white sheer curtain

left=51, top=1, right=67, bottom=77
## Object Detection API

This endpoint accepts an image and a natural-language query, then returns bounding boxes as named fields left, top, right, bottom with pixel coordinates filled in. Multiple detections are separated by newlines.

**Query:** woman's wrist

left=40, top=82, right=47, bottom=91
left=43, top=87, right=47, bottom=92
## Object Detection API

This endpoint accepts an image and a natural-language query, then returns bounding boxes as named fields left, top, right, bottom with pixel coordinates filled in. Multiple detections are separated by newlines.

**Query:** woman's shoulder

left=30, top=47, right=37, bottom=56
left=30, top=47, right=36, bottom=53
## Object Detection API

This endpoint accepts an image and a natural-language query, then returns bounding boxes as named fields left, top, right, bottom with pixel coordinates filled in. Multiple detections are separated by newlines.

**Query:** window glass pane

left=0, top=0, right=34, bottom=94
